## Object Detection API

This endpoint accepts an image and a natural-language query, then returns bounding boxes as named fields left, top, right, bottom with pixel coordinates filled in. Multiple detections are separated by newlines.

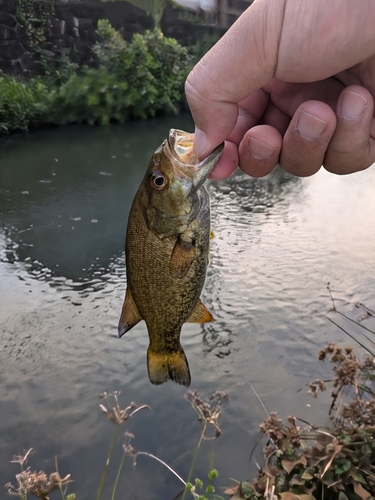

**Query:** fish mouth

left=168, top=129, right=198, bottom=164
left=166, top=129, right=224, bottom=190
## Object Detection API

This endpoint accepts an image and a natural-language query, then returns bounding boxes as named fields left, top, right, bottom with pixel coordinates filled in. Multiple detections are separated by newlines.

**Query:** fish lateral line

left=119, top=129, right=224, bottom=386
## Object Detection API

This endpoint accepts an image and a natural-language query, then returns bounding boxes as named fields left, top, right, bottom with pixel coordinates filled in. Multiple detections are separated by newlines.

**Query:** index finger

left=185, top=0, right=284, bottom=158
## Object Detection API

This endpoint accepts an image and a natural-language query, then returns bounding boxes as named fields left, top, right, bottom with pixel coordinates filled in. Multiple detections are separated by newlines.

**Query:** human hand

left=185, top=0, right=375, bottom=179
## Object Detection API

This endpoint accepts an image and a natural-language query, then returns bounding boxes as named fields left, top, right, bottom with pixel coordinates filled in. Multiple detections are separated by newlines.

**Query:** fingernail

left=193, top=127, right=208, bottom=158
left=297, top=110, right=328, bottom=140
left=340, top=91, right=367, bottom=121
left=248, top=138, right=275, bottom=160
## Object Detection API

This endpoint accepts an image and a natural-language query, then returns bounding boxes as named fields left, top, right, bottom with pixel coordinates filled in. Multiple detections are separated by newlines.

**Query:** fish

left=118, top=129, right=224, bottom=387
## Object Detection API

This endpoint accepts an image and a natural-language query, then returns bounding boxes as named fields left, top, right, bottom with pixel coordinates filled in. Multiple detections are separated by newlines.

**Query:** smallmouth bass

left=118, top=129, right=223, bottom=387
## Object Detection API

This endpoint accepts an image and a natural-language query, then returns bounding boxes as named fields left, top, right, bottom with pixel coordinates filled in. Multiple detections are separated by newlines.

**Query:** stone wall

left=0, top=0, right=223, bottom=76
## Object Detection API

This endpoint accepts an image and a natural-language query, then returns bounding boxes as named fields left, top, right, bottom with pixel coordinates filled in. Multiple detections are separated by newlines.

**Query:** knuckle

left=184, top=76, right=211, bottom=112
left=324, top=153, right=370, bottom=174
left=280, top=152, right=321, bottom=177
left=324, top=142, right=371, bottom=174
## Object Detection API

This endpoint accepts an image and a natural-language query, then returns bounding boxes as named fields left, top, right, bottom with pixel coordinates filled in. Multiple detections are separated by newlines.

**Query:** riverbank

left=0, top=23, right=216, bottom=134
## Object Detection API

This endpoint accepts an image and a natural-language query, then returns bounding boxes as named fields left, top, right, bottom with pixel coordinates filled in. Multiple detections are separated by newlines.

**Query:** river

left=1, top=114, right=375, bottom=499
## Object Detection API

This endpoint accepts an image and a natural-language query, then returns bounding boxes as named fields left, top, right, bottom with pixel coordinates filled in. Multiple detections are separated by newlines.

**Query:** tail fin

left=147, top=346, right=191, bottom=387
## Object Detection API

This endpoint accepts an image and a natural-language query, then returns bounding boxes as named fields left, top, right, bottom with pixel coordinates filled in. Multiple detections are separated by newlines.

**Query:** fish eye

left=150, top=171, right=167, bottom=190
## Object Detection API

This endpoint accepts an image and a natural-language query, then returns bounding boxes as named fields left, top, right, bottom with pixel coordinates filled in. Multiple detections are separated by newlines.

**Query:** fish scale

left=118, top=129, right=224, bottom=387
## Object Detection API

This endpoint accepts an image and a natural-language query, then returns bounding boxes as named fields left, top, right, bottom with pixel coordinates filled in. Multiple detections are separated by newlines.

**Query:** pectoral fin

left=170, top=238, right=195, bottom=278
left=187, top=299, right=214, bottom=323
left=118, top=287, right=142, bottom=338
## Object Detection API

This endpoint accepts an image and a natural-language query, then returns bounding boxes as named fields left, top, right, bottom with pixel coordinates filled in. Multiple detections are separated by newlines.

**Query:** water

left=1, top=115, right=375, bottom=499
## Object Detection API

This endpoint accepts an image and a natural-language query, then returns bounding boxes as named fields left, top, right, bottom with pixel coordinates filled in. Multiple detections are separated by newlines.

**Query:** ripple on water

left=1, top=122, right=375, bottom=498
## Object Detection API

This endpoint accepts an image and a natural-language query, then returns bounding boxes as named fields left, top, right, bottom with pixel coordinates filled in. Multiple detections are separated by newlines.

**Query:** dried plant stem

left=250, top=383, right=269, bottom=417
left=138, top=452, right=187, bottom=486
left=111, top=449, right=126, bottom=500
left=357, top=303, right=375, bottom=316
left=96, top=425, right=120, bottom=500
left=335, top=309, right=375, bottom=339
left=55, top=456, right=67, bottom=500
left=326, top=316, right=374, bottom=356
left=181, top=423, right=207, bottom=500
left=109, top=447, right=188, bottom=500
left=327, top=282, right=336, bottom=310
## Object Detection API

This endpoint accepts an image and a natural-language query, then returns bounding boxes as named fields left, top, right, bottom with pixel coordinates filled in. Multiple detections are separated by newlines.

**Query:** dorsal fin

left=186, top=299, right=214, bottom=323
left=118, top=287, right=142, bottom=338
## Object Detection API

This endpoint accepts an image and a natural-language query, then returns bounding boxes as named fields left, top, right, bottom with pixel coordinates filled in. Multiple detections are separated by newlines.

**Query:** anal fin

left=118, top=287, right=142, bottom=338
left=187, top=299, right=214, bottom=323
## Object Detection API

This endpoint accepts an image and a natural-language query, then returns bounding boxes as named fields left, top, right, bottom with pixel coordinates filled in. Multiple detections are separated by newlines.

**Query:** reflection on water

left=1, top=116, right=375, bottom=499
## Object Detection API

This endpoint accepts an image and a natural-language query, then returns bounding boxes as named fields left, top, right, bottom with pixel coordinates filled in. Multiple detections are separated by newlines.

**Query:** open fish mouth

left=167, top=129, right=199, bottom=165
left=166, top=129, right=224, bottom=191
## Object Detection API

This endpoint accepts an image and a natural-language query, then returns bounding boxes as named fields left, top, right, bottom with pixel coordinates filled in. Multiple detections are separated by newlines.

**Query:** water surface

left=1, top=116, right=375, bottom=498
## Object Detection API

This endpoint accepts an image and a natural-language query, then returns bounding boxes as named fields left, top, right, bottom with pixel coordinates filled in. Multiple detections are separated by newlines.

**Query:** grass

left=226, top=289, right=375, bottom=500
left=6, top=290, right=375, bottom=500
left=227, top=343, right=375, bottom=499
left=6, top=390, right=226, bottom=500
left=6, top=448, right=73, bottom=500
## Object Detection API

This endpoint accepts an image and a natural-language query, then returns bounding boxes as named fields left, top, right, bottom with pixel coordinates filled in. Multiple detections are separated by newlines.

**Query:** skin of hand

left=185, top=0, right=375, bottom=179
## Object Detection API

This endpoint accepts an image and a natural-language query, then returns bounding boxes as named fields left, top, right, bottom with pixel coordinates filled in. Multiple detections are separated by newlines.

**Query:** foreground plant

left=326, top=284, right=375, bottom=358
left=112, top=389, right=227, bottom=500
left=227, top=344, right=375, bottom=500
left=179, top=390, right=228, bottom=500
left=6, top=389, right=227, bottom=499
left=96, top=391, right=150, bottom=500
left=6, top=449, right=73, bottom=500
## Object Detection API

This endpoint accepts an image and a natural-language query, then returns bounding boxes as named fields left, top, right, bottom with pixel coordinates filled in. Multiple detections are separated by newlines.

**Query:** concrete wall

left=0, top=0, right=220, bottom=76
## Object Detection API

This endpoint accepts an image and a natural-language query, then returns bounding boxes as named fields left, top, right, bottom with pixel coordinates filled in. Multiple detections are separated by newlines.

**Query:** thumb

left=185, top=0, right=284, bottom=158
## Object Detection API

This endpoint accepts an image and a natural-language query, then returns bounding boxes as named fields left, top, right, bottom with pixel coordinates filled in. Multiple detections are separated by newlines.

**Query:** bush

left=140, top=29, right=193, bottom=115
left=52, top=67, right=131, bottom=126
left=0, top=73, right=51, bottom=132
left=93, top=20, right=193, bottom=118
left=0, top=21, right=214, bottom=133
left=38, top=47, right=79, bottom=87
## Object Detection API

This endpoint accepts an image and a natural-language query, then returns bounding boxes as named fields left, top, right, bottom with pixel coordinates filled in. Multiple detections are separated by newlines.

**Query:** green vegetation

left=228, top=343, right=375, bottom=500
left=0, top=19, right=217, bottom=134
left=6, top=390, right=227, bottom=500
left=7, top=343, right=375, bottom=500
left=0, top=75, right=50, bottom=132
left=16, top=0, right=56, bottom=49
left=6, top=327, right=375, bottom=499
left=227, top=293, right=375, bottom=500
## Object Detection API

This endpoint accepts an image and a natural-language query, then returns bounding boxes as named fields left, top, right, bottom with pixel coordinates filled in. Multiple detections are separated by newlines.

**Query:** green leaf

left=240, top=481, right=254, bottom=498
left=351, top=472, right=369, bottom=485
left=335, top=458, right=352, bottom=475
